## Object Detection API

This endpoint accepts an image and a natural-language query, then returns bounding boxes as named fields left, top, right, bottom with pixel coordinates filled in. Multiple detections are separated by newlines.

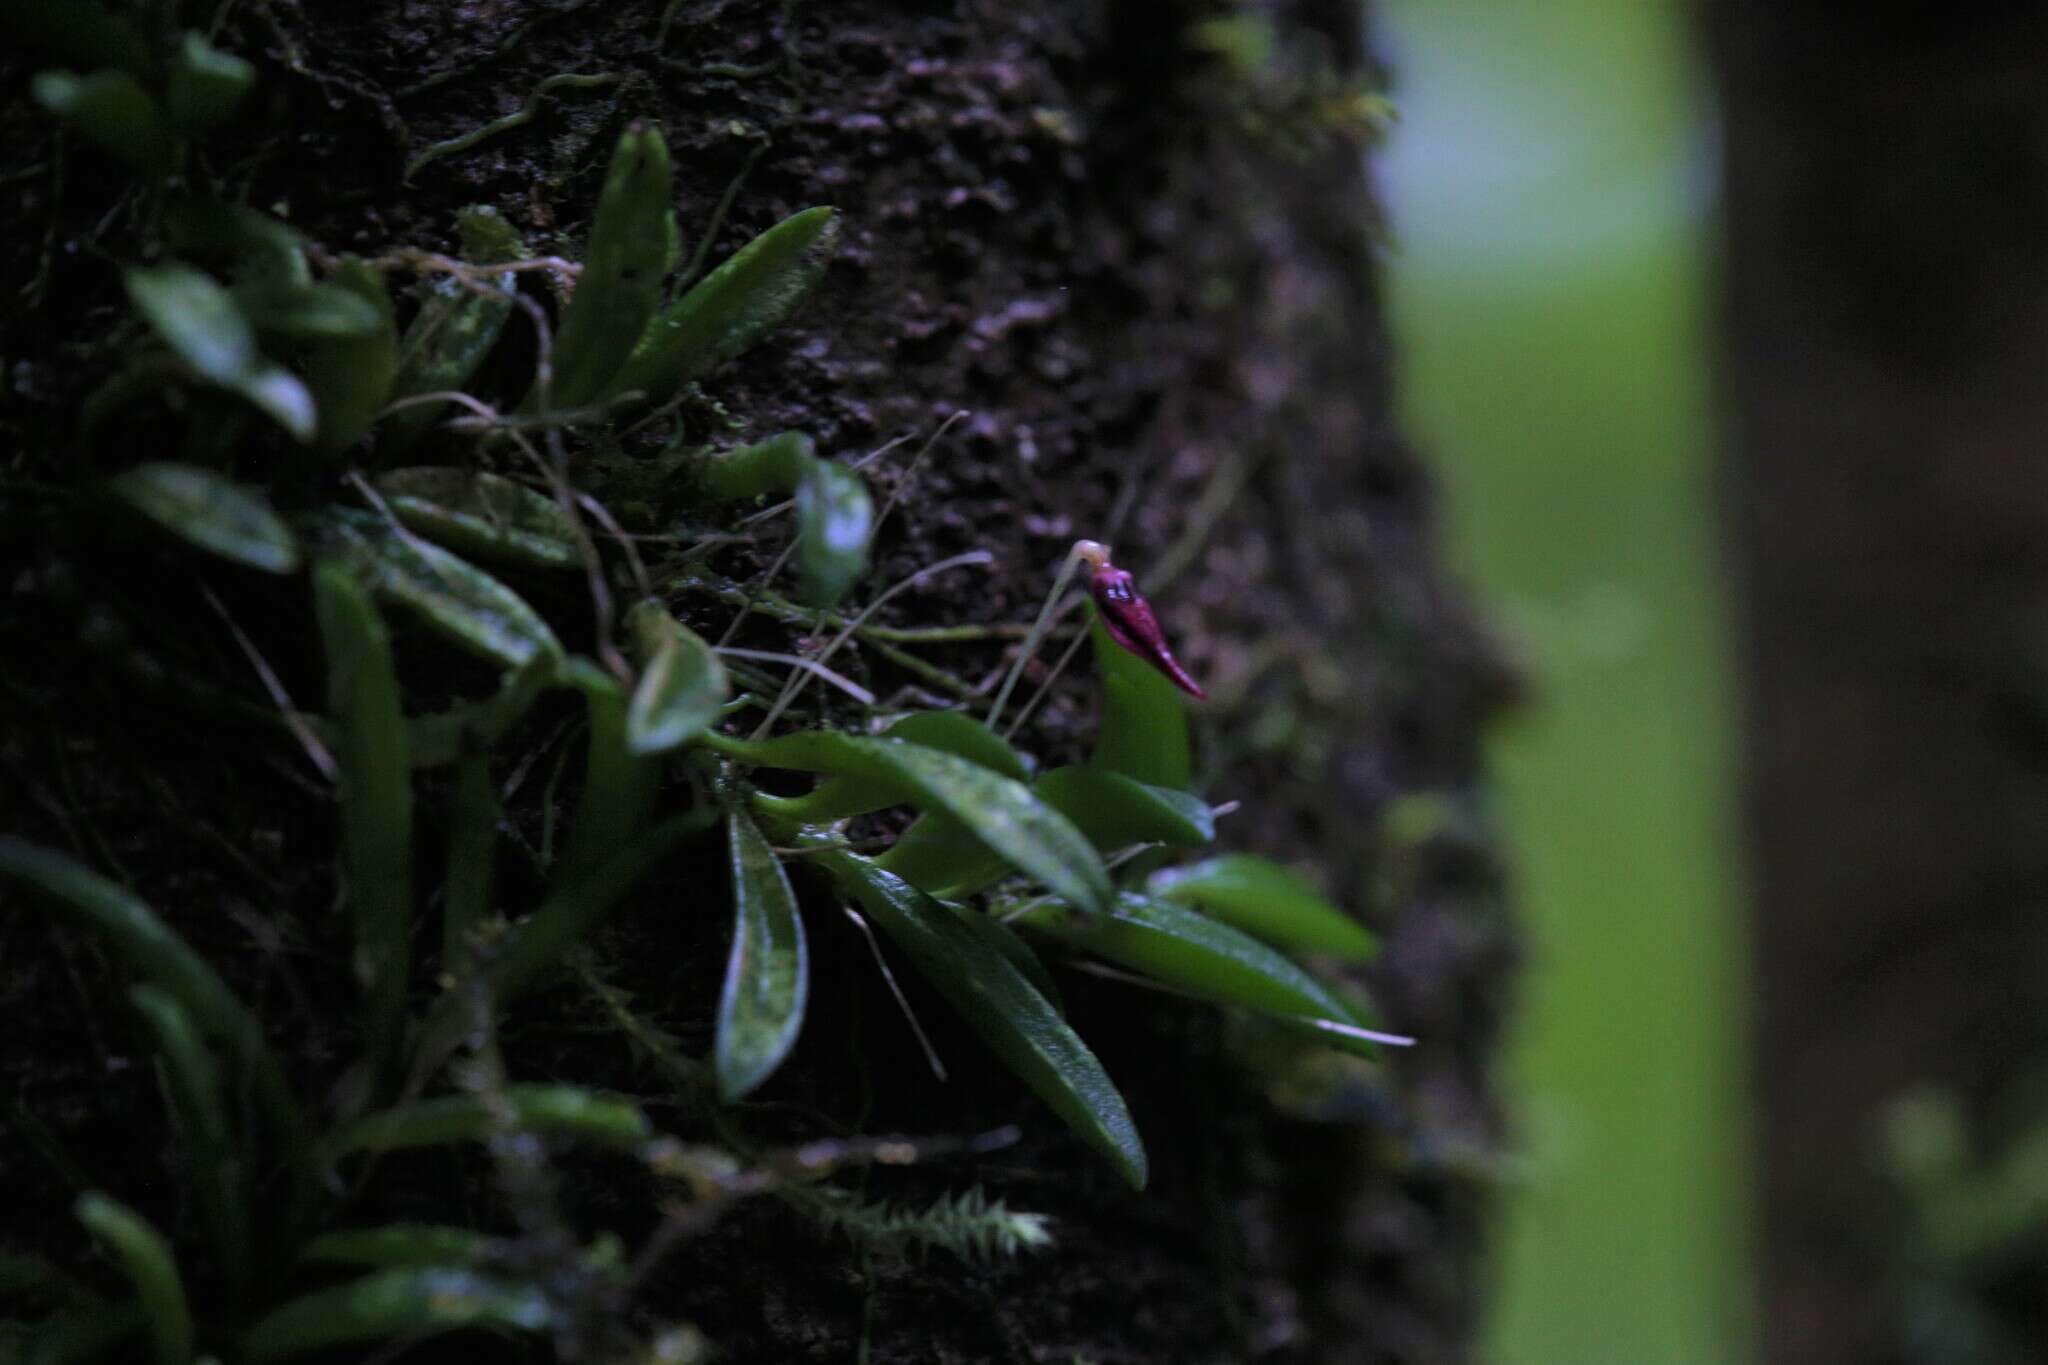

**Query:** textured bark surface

left=0, top=2, right=1514, bottom=1360
left=1709, top=7, right=2048, bottom=1361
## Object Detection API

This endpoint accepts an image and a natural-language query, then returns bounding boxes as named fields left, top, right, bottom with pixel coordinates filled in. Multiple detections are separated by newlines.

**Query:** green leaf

left=74, top=1194, right=192, bottom=1365
left=124, top=264, right=314, bottom=439
left=314, top=563, right=415, bottom=1102
left=374, top=468, right=584, bottom=570
left=610, top=206, right=839, bottom=403
left=872, top=811, right=1009, bottom=899
left=885, top=712, right=1032, bottom=781
left=625, top=601, right=729, bottom=756
left=1089, top=613, right=1191, bottom=789
left=821, top=852, right=1145, bottom=1188
left=700, top=430, right=813, bottom=500
left=333, top=1085, right=651, bottom=1153
left=301, top=1226, right=489, bottom=1269
left=304, top=256, right=398, bottom=453
left=166, top=31, right=254, bottom=132
left=728, top=731, right=1110, bottom=914
left=325, top=507, right=563, bottom=667
left=762, top=711, right=1029, bottom=825
left=945, top=904, right=1062, bottom=1014
left=715, top=806, right=810, bottom=1100
left=107, top=463, right=301, bottom=574
left=0, top=842, right=317, bottom=1249
left=1033, top=766, right=1213, bottom=849
left=543, top=122, right=674, bottom=409
left=129, top=986, right=251, bottom=1316
left=233, top=281, right=383, bottom=340
left=243, top=1267, right=556, bottom=1362
left=794, top=457, right=873, bottom=606
left=1148, top=854, right=1376, bottom=962
left=32, top=69, right=169, bottom=173
left=383, top=206, right=524, bottom=457
left=1015, top=892, right=1365, bottom=1029
left=559, top=658, right=659, bottom=882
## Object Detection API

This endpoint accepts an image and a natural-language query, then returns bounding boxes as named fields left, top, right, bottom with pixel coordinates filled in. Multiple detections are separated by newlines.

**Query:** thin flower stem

left=986, top=544, right=1085, bottom=732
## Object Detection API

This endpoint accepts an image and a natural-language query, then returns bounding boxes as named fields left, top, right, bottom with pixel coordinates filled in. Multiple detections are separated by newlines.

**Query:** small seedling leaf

left=794, top=457, right=873, bottom=606
left=166, top=31, right=255, bottom=132
left=383, top=206, right=524, bottom=456
left=233, top=281, right=383, bottom=340
left=302, top=1226, right=491, bottom=1269
left=610, top=206, right=839, bottom=403
left=74, top=1193, right=193, bottom=1365
left=243, top=1266, right=557, bottom=1362
left=715, top=806, right=810, bottom=1100
left=626, top=601, right=729, bottom=756
left=325, top=508, right=562, bottom=667
left=108, top=463, right=301, bottom=574
left=1033, top=766, right=1214, bottom=850
left=732, top=731, right=1110, bottom=915
left=304, top=256, right=398, bottom=453
left=543, top=123, right=673, bottom=409
left=333, top=1085, right=652, bottom=1154
left=375, top=468, right=584, bottom=570
left=124, top=263, right=317, bottom=439
left=1148, top=854, right=1376, bottom=962
left=33, top=69, right=170, bottom=173
left=314, top=563, right=415, bottom=1102
left=822, top=851, right=1145, bottom=1188
left=700, top=430, right=813, bottom=501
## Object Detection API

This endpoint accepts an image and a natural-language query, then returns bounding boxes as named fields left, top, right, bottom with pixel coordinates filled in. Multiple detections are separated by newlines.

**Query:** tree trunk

left=1, top=2, right=1514, bottom=1360
left=1709, top=6, right=2048, bottom=1361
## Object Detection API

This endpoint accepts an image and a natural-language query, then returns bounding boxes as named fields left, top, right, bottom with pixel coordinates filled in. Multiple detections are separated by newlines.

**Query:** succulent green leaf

left=314, top=563, right=415, bottom=1101
left=767, top=711, right=1029, bottom=825
left=108, top=463, right=301, bottom=574
left=1033, top=766, right=1213, bottom=850
left=124, top=263, right=314, bottom=439
left=1148, top=854, right=1376, bottom=962
left=383, top=206, right=524, bottom=456
left=243, top=1266, right=556, bottom=1362
left=325, top=508, right=562, bottom=667
left=1017, top=892, right=1365, bottom=1029
left=625, top=602, right=729, bottom=755
left=334, top=1085, right=651, bottom=1154
left=729, top=731, right=1110, bottom=915
left=0, top=841, right=316, bottom=1242
left=304, top=256, right=398, bottom=454
left=715, top=806, right=810, bottom=1100
left=821, top=851, right=1145, bottom=1188
left=129, top=986, right=251, bottom=1313
left=374, top=468, right=583, bottom=570
left=32, top=69, right=170, bottom=173
left=560, top=658, right=659, bottom=881
left=609, top=206, right=839, bottom=403
left=1089, top=613, right=1192, bottom=790
left=74, top=1194, right=192, bottom=1365
left=542, top=122, right=674, bottom=409
left=700, top=430, right=814, bottom=500
left=165, top=200, right=312, bottom=286
left=166, top=32, right=255, bottom=132
left=945, top=904, right=1063, bottom=1014
left=301, top=1225, right=491, bottom=1269
left=873, top=811, right=1010, bottom=899
left=232, top=281, right=382, bottom=340
left=794, top=457, right=874, bottom=606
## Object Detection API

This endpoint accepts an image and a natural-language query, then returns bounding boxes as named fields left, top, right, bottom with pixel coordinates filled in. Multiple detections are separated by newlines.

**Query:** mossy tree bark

left=0, top=2, right=1513, bottom=1360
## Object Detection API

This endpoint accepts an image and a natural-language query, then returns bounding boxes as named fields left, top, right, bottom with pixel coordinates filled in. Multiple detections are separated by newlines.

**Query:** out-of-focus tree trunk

left=1709, top=7, right=2048, bottom=1360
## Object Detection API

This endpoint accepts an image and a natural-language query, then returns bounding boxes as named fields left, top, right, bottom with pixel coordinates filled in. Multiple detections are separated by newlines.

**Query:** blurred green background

left=1378, top=2, right=1752, bottom=1361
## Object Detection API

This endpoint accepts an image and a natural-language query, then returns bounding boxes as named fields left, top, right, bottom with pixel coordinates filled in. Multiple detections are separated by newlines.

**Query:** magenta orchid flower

left=1074, top=540, right=1206, bottom=700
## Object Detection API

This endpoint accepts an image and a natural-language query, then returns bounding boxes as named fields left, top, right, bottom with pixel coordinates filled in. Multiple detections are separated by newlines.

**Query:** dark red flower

left=1076, top=541, right=1206, bottom=700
